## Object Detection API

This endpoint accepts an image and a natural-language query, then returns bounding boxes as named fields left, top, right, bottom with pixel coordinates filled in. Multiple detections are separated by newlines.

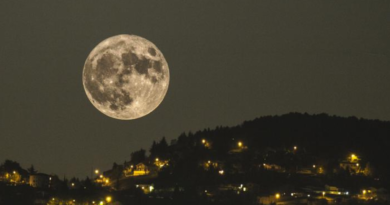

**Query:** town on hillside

left=1, top=113, right=390, bottom=205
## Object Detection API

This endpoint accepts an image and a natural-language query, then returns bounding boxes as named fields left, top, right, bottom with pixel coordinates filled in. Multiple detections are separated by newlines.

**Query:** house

left=339, top=160, right=362, bottom=174
left=257, top=194, right=279, bottom=205
left=123, top=163, right=150, bottom=177
left=263, top=163, right=285, bottom=172
left=154, top=158, right=169, bottom=169
left=201, top=160, right=223, bottom=171
left=339, top=154, right=365, bottom=175
left=134, top=163, right=150, bottom=176
left=29, top=173, right=50, bottom=188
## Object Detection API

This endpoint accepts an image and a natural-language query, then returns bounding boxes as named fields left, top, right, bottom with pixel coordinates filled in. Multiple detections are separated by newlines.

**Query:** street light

left=95, top=169, right=99, bottom=174
left=106, top=196, right=112, bottom=204
left=351, top=154, right=358, bottom=162
left=275, top=193, right=280, bottom=199
left=238, top=141, right=243, bottom=148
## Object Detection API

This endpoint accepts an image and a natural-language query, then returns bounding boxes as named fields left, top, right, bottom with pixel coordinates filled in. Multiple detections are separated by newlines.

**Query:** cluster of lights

left=201, top=139, right=212, bottom=149
left=202, top=139, right=244, bottom=149
left=4, top=171, right=22, bottom=184
left=135, top=184, right=154, bottom=193
left=154, top=157, right=169, bottom=169
left=53, top=196, right=111, bottom=204
left=93, top=173, right=110, bottom=186
left=238, top=184, right=247, bottom=192
left=350, top=154, right=360, bottom=162
left=290, top=193, right=311, bottom=198
left=92, top=152, right=366, bottom=202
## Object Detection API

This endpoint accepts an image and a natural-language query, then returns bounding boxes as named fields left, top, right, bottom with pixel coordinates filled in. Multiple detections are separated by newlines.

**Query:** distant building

left=154, top=159, right=169, bottom=169
left=201, top=160, right=222, bottom=171
left=339, top=154, right=366, bottom=175
left=263, top=163, right=285, bottom=172
left=29, top=173, right=50, bottom=188
left=257, top=195, right=279, bottom=205
left=0, top=171, right=23, bottom=184
left=134, top=163, right=150, bottom=176
left=124, top=163, right=150, bottom=177
left=340, top=161, right=363, bottom=174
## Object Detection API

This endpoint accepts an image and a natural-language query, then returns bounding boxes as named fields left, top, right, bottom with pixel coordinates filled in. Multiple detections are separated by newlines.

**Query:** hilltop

left=2, top=112, right=390, bottom=204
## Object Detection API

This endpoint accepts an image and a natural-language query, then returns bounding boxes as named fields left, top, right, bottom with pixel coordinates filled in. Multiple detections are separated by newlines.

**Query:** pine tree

left=27, top=165, right=37, bottom=174
left=150, top=140, right=157, bottom=157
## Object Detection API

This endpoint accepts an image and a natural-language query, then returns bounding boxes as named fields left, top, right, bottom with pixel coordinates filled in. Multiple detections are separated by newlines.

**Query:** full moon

left=82, top=34, right=169, bottom=120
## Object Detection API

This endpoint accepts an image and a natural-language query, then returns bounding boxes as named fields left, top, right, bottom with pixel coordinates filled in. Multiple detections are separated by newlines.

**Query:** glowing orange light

left=106, top=196, right=112, bottom=203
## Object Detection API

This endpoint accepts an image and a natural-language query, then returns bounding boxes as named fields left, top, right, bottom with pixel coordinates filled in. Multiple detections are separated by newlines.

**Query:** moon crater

left=83, top=35, right=169, bottom=120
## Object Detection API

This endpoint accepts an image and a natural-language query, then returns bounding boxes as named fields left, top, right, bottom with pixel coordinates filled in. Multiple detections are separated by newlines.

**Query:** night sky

left=1, top=1, right=389, bottom=178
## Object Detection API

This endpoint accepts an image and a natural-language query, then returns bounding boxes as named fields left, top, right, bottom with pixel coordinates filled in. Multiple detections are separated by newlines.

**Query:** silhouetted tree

left=150, top=140, right=158, bottom=157
left=130, top=149, right=146, bottom=164
left=27, top=165, right=37, bottom=174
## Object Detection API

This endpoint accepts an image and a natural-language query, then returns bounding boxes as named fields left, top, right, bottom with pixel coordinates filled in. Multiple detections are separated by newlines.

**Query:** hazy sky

left=0, top=1, right=389, bottom=177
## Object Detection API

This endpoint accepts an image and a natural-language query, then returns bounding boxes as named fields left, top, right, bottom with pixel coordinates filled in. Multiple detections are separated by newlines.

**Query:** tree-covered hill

left=120, top=112, right=390, bottom=188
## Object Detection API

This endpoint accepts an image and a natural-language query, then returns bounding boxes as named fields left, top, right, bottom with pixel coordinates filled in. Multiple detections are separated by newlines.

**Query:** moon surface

left=82, top=34, right=169, bottom=120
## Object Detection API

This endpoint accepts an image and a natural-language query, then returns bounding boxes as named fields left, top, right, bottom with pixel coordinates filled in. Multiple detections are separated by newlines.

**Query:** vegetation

left=1, top=112, right=390, bottom=205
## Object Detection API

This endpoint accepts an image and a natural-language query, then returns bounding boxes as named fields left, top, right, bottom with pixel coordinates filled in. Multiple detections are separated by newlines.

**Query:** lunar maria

left=82, top=34, right=169, bottom=120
